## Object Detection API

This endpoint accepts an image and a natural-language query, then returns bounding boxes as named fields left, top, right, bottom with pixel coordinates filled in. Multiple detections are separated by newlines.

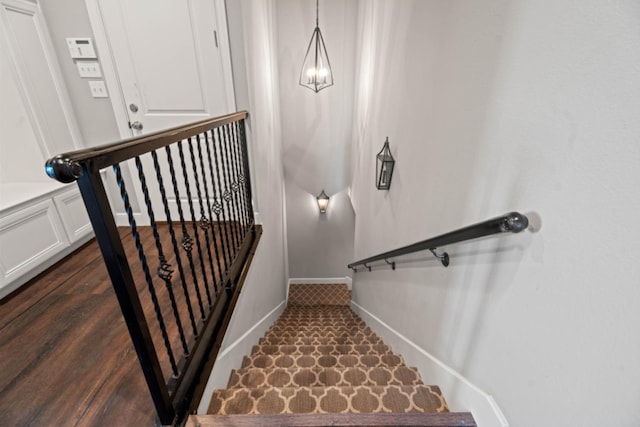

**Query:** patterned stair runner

left=207, top=283, right=449, bottom=417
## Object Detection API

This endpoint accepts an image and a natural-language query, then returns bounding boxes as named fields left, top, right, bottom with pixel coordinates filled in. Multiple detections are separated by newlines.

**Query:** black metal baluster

left=187, top=136, right=216, bottom=303
left=230, top=121, right=248, bottom=238
left=178, top=140, right=211, bottom=310
left=165, top=145, right=206, bottom=320
left=134, top=156, right=189, bottom=355
left=203, top=130, right=230, bottom=272
left=114, top=162, right=179, bottom=376
left=150, top=150, right=199, bottom=338
left=238, top=119, right=255, bottom=224
left=213, top=128, right=234, bottom=266
left=221, top=124, right=241, bottom=253
left=195, top=133, right=222, bottom=294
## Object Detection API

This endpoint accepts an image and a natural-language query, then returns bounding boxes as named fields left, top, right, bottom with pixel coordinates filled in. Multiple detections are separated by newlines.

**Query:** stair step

left=241, top=353, right=406, bottom=370
left=188, top=412, right=477, bottom=427
left=265, top=326, right=375, bottom=336
left=259, top=335, right=383, bottom=346
left=208, top=385, right=448, bottom=415
left=271, top=319, right=367, bottom=328
left=282, top=306, right=356, bottom=314
left=227, top=366, right=424, bottom=388
left=251, top=344, right=393, bottom=357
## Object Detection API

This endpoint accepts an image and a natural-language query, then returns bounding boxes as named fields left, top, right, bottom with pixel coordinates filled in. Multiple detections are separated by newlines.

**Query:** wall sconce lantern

left=316, top=189, right=329, bottom=213
left=376, top=137, right=395, bottom=190
left=299, top=0, right=334, bottom=93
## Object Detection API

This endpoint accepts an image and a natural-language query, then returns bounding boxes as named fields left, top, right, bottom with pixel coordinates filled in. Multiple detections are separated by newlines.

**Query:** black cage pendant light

left=299, top=0, right=334, bottom=93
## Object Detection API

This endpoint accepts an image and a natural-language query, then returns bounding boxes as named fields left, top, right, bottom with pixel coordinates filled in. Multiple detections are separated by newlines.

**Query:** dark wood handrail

left=45, top=111, right=248, bottom=183
left=348, top=211, right=529, bottom=270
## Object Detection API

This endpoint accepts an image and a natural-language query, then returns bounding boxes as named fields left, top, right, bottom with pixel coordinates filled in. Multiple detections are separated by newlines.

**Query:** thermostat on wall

left=66, top=38, right=97, bottom=59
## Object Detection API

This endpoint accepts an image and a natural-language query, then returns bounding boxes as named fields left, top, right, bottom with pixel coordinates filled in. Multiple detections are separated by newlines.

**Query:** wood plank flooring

left=0, top=222, right=241, bottom=426
left=0, top=229, right=158, bottom=426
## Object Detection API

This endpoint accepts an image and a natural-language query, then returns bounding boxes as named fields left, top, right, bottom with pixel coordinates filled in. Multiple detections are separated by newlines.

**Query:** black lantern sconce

left=316, top=189, right=329, bottom=213
left=376, top=137, right=395, bottom=190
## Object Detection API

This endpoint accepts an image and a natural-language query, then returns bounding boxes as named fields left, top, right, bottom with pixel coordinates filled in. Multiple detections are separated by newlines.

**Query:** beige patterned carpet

left=207, top=283, right=448, bottom=416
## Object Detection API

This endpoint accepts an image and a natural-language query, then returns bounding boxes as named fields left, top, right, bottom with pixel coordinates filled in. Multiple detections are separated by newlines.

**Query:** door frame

left=84, top=0, right=237, bottom=141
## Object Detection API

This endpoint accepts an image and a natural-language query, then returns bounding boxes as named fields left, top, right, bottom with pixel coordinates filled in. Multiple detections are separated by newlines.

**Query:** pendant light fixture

left=299, top=0, right=334, bottom=93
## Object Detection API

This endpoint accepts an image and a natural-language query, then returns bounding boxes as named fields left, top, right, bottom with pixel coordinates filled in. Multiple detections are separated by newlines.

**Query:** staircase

left=188, top=284, right=476, bottom=426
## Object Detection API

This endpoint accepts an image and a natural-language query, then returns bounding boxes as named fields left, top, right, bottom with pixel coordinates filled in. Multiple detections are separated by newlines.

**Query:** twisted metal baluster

left=203, top=129, right=230, bottom=272
left=212, top=128, right=234, bottom=266
left=134, top=156, right=189, bottom=355
left=177, top=140, right=210, bottom=311
left=187, top=136, right=215, bottom=304
left=238, top=119, right=255, bottom=224
left=149, top=151, right=199, bottom=337
left=221, top=123, right=241, bottom=253
left=165, top=145, right=205, bottom=320
left=196, top=133, right=222, bottom=293
left=113, top=162, right=178, bottom=376
left=229, top=121, right=248, bottom=238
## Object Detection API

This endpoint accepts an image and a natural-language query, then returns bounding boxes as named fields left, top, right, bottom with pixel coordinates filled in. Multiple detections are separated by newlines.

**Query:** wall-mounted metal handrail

left=348, top=211, right=529, bottom=271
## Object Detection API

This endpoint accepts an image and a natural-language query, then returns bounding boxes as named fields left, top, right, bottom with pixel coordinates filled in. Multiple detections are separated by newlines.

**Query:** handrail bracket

left=429, top=248, right=450, bottom=267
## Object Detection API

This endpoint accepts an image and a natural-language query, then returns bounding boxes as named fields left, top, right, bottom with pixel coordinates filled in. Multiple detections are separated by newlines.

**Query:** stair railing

left=349, top=211, right=529, bottom=271
left=46, top=111, right=258, bottom=425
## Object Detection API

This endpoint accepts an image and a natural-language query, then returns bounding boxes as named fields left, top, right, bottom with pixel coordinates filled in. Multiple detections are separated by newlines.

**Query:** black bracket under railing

left=348, top=211, right=529, bottom=271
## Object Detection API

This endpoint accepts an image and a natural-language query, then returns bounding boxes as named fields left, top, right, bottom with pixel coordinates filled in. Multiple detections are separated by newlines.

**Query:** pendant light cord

left=316, top=0, right=319, bottom=27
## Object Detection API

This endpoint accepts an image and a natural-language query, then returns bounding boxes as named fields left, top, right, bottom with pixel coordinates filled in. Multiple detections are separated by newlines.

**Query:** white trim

left=351, top=301, right=509, bottom=427
left=196, top=300, right=285, bottom=414
left=287, top=277, right=351, bottom=285
left=84, top=0, right=132, bottom=140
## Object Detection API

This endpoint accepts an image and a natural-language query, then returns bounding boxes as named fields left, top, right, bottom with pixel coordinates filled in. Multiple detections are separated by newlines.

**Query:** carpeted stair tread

left=259, top=335, right=384, bottom=346
left=207, top=385, right=448, bottom=415
left=241, top=353, right=406, bottom=370
left=262, top=329, right=377, bottom=339
left=271, top=319, right=367, bottom=327
left=227, top=366, right=424, bottom=388
left=251, top=344, right=393, bottom=357
left=206, top=283, right=451, bottom=421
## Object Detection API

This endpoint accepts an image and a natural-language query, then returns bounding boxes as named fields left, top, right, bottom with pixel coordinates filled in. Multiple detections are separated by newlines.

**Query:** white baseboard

left=351, top=301, right=508, bottom=427
left=196, top=300, right=285, bottom=414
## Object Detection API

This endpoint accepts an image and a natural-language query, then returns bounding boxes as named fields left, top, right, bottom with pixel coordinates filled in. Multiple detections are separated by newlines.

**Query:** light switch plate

left=88, top=81, right=108, bottom=98
left=66, top=38, right=97, bottom=59
left=76, top=61, right=102, bottom=78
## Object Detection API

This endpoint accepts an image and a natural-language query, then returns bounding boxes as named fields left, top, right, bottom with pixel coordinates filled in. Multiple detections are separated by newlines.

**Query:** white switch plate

left=66, top=38, right=97, bottom=59
left=76, top=61, right=102, bottom=78
left=88, top=80, right=108, bottom=98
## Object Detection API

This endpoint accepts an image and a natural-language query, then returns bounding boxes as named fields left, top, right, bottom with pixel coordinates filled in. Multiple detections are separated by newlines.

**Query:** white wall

left=350, top=1, right=640, bottom=426
left=39, top=0, right=120, bottom=147
left=198, top=0, right=288, bottom=410
left=275, top=0, right=357, bottom=278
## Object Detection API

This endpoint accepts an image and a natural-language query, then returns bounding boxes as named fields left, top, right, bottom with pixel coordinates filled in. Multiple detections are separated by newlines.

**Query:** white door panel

left=97, top=0, right=234, bottom=135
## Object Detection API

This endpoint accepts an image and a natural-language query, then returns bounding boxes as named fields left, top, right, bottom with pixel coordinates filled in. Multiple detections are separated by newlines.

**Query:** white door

left=90, top=0, right=235, bottom=136
left=87, top=0, right=236, bottom=223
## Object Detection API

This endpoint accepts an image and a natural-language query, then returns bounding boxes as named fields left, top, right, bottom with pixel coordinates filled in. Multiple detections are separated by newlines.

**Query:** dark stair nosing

left=188, top=412, right=477, bottom=427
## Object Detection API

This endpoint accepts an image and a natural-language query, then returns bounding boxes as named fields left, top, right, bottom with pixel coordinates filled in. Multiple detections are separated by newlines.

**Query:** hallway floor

left=0, top=229, right=155, bottom=427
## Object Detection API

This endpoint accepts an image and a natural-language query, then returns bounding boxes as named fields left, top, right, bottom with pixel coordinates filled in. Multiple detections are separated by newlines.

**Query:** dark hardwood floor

left=0, top=224, right=190, bottom=426
left=0, top=229, right=158, bottom=426
left=0, top=222, right=239, bottom=426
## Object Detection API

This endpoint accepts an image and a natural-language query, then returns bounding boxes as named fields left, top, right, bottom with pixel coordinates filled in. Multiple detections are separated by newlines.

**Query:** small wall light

left=376, top=137, right=395, bottom=190
left=316, top=189, right=329, bottom=213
